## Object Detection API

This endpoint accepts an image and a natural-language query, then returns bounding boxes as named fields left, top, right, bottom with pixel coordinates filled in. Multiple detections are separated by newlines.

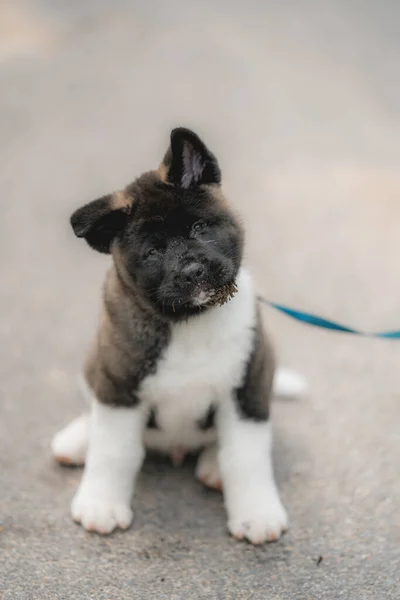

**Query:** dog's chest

left=139, top=269, right=255, bottom=450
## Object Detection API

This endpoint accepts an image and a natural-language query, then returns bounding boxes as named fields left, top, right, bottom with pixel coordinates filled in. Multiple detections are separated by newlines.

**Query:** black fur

left=164, top=127, right=221, bottom=188
left=234, top=311, right=274, bottom=421
left=197, top=405, right=216, bottom=430
left=71, top=194, right=130, bottom=254
left=119, top=179, right=242, bottom=321
left=147, top=408, right=159, bottom=429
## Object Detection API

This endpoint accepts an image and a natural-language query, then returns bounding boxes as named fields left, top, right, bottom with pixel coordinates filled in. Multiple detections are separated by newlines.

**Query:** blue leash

left=257, top=296, right=400, bottom=339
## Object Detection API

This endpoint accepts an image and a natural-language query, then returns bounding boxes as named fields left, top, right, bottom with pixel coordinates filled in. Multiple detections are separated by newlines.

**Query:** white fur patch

left=141, top=268, right=256, bottom=455
left=218, top=404, right=288, bottom=544
left=71, top=400, right=144, bottom=534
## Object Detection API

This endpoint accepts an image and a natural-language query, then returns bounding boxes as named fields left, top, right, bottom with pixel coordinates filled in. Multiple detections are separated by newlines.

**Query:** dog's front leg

left=217, top=399, right=288, bottom=545
left=71, top=399, right=145, bottom=534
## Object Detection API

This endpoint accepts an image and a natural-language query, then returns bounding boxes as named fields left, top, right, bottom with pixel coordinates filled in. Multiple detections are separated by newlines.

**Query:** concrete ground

left=1, top=1, right=399, bottom=598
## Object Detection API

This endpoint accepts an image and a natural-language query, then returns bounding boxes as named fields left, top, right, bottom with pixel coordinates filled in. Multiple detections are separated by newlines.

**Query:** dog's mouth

left=192, top=289, right=213, bottom=307
left=164, top=281, right=238, bottom=313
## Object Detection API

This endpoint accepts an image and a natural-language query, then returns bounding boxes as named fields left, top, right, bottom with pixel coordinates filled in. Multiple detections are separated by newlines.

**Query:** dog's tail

left=273, top=367, right=308, bottom=398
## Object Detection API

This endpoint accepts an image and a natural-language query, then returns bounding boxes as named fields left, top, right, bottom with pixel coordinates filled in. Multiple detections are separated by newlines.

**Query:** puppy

left=52, top=127, right=304, bottom=544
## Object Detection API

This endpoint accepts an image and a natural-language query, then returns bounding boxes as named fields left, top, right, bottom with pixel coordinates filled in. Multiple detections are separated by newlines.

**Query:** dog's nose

left=181, top=262, right=205, bottom=284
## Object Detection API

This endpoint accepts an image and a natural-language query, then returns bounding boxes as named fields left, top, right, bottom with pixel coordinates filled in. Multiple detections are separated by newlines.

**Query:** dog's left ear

left=161, top=127, right=221, bottom=188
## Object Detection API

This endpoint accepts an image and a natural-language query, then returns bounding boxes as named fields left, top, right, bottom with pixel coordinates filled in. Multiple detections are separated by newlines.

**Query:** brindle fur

left=84, top=267, right=170, bottom=407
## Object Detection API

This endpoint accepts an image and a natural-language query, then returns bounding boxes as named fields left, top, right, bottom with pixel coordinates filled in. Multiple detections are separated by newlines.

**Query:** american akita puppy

left=52, top=127, right=304, bottom=544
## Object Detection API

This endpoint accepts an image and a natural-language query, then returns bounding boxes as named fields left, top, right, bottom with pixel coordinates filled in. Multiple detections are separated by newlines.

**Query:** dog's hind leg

left=272, top=367, right=307, bottom=398
left=51, top=413, right=89, bottom=466
left=195, top=444, right=222, bottom=491
left=51, top=374, right=92, bottom=465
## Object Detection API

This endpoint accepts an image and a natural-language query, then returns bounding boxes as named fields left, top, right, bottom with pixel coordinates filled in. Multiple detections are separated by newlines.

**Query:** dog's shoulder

left=84, top=267, right=171, bottom=406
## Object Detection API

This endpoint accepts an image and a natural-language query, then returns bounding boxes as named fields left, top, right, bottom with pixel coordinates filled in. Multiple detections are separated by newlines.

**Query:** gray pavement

left=1, top=1, right=399, bottom=598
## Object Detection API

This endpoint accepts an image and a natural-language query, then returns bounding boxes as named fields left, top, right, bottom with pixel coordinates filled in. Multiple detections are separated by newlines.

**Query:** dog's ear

left=161, top=127, right=221, bottom=188
left=70, top=191, right=132, bottom=253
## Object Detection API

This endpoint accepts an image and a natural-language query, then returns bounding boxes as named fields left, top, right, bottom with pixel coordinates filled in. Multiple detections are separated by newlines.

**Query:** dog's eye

left=145, top=248, right=158, bottom=259
left=192, top=221, right=207, bottom=233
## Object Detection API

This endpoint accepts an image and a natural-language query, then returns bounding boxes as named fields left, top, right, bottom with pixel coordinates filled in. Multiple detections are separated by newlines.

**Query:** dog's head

left=71, top=128, right=244, bottom=319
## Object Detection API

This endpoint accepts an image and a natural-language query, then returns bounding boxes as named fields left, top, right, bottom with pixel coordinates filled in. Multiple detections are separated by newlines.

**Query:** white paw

left=228, top=491, right=288, bottom=544
left=51, top=414, right=89, bottom=466
left=195, top=445, right=222, bottom=491
left=71, top=487, right=133, bottom=534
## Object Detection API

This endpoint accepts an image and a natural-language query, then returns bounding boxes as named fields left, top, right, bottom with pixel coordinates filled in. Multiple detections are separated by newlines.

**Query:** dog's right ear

left=70, top=192, right=132, bottom=253
left=160, top=128, right=221, bottom=189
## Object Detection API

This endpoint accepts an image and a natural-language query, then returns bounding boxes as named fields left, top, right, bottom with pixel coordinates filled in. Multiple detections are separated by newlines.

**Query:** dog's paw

left=195, top=445, right=222, bottom=491
left=227, top=492, right=288, bottom=544
left=71, top=488, right=133, bottom=535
